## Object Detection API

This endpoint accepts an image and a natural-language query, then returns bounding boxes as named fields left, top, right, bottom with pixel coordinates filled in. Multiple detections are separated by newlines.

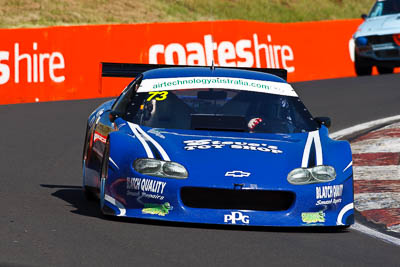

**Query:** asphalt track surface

left=1, top=74, right=400, bottom=267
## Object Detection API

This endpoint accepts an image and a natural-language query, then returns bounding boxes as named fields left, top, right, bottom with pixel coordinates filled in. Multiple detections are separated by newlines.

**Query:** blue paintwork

left=83, top=67, right=354, bottom=227
left=100, top=125, right=353, bottom=226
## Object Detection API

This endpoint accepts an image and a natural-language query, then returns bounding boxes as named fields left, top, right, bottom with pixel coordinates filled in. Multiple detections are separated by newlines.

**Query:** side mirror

left=314, top=117, right=331, bottom=128
left=361, top=14, right=368, bottom=20
left=109, top=110, right=122, bottom=123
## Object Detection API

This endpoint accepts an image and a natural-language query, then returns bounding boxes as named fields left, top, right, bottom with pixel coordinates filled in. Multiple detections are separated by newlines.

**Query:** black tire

left=354, top=56, right=372, bottom=76
left=82, top=124, right=89, bottom=164
left=82, top=123, right=97, bottom=201
left=377, top=66, right=394, bottom=75
left=101, top=139, right=110, bottom=181
left=99, top=139, right=110, bottom=213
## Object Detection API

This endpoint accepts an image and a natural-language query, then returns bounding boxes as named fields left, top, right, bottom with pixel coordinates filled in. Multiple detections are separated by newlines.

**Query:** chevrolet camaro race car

left=82, top=63, right=354, bottom=227
left=354, top=0, right=400, bottom=75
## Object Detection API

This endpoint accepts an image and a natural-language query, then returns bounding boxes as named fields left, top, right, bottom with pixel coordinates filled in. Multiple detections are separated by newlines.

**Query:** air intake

left=181, top=187, right=295, bottom=211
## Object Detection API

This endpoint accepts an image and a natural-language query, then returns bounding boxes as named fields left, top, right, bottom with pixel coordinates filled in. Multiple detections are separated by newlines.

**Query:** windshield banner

left=139, top=77, right=298, bottom=97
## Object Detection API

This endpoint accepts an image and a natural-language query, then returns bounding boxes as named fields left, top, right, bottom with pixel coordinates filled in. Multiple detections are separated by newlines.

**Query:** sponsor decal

left=183, top=139, right=283, bottom=153
left=126, top=177, right=167, bottom=200
left=301, top=211, right=325, bottom=224
left=316, top=185, right=343, bottom=206
left=93, top=131, right=107, bottom=144
left=0, top=42, right=65, bottom=85
left=225, top=170, right=251, bottom=178
left=139, top=77, right=297, bottom=97
left=148, top=34, right=295, bottom=73
left=128, top=190, right=165, bottom=201
left=142, top=202, right=172, bottom=216
left=147, top=91, right=168, bottom=101
left=224, top=211, right=250, bottom=224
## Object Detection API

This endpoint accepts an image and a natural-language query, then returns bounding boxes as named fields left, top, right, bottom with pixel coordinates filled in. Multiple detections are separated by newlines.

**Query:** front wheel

left=377, top=66, right=394, bottom=74
left=354, top=56, right=372, bottom=76
left=99, top=139, right=110, bottom=212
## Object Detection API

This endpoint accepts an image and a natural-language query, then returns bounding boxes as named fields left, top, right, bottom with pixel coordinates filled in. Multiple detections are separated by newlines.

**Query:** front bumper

left=355, top=35, right=400, bottom=66
left=102, top=175, right=354, bottom=227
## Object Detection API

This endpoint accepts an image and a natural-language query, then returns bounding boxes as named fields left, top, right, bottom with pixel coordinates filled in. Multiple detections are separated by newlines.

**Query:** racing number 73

left=147, top=91, right=168, bottom=101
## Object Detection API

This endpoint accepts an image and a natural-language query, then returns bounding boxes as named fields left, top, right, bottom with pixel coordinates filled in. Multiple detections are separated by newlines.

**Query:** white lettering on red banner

left=149, top=34, right=295, bottom=73
left=0, top=42, right=65, bottom=85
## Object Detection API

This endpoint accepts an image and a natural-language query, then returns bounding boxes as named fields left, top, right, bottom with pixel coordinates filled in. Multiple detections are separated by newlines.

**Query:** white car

left=353, top=0, right=400, bottom=75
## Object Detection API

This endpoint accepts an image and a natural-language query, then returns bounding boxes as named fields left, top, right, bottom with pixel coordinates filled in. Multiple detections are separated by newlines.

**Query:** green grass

left=0, top=0, right=376, bottom=28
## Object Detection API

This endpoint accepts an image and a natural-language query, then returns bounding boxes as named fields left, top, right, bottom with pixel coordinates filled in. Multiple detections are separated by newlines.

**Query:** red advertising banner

left=0, top=19, right=361, bottom=104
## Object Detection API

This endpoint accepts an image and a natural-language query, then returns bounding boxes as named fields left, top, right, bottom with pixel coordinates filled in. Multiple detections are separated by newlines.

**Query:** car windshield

left=113, top=79, right=318, bottom=134
left=369, top=0, right=400, bottom=17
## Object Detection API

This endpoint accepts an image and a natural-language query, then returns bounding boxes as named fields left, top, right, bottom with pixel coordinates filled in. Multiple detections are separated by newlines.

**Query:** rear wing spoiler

left=100, top=62, right=287, bottom=80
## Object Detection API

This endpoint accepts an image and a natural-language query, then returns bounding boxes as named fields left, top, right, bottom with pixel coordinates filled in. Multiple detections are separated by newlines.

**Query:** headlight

left=286, top=168, right=312, bottom=185
left=287, top=166, right=336, bottom=185
left=133, top=158, right=188, bottom=179
left=310, top=165, right=336, bottom=182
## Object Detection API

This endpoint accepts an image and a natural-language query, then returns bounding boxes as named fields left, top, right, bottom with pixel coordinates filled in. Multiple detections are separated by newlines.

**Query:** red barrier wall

left=0, top=19, right=362, bottom=105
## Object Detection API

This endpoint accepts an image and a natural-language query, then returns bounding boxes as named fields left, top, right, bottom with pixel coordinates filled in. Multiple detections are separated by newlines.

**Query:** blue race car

left=82, top=63, right=354, bottom=227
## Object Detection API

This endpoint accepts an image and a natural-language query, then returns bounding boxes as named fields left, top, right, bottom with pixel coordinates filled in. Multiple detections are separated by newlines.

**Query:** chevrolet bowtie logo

left=225, top=171, right=251, bottom=177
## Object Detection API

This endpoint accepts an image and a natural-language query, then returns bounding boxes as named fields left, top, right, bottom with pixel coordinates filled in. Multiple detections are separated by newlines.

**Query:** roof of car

left=142, top=67, right=287, bottom=83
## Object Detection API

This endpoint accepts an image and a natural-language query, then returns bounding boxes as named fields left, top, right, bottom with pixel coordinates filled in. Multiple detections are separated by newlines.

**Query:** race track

left=1, top=74, right=399, bottom=267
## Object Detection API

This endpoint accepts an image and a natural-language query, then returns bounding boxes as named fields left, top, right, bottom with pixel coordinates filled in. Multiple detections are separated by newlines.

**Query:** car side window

left=370, top=2, right=383, bottom=17
left=112, top=75, right=143, bottom=116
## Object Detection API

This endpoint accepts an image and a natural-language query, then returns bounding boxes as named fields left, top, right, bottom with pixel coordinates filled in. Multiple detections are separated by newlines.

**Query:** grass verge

left=0, top=0, right=375, bottom=28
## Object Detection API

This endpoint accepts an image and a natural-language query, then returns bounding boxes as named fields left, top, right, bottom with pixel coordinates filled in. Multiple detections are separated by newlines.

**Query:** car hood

left=355, top=14, right=400, bottom=37
left=123, top=125, right=323, bottom=189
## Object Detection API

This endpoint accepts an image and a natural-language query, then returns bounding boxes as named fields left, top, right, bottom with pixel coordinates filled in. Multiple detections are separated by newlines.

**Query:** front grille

left=367, top=35, right=394, bottom=44
left=375, top=49, right=400, bottom=58
left=180, top=187, right=295, bottom=211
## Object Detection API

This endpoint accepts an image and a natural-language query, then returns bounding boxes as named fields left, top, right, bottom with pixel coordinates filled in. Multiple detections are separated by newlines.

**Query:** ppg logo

left=224, top=211, right=250, bottom=224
